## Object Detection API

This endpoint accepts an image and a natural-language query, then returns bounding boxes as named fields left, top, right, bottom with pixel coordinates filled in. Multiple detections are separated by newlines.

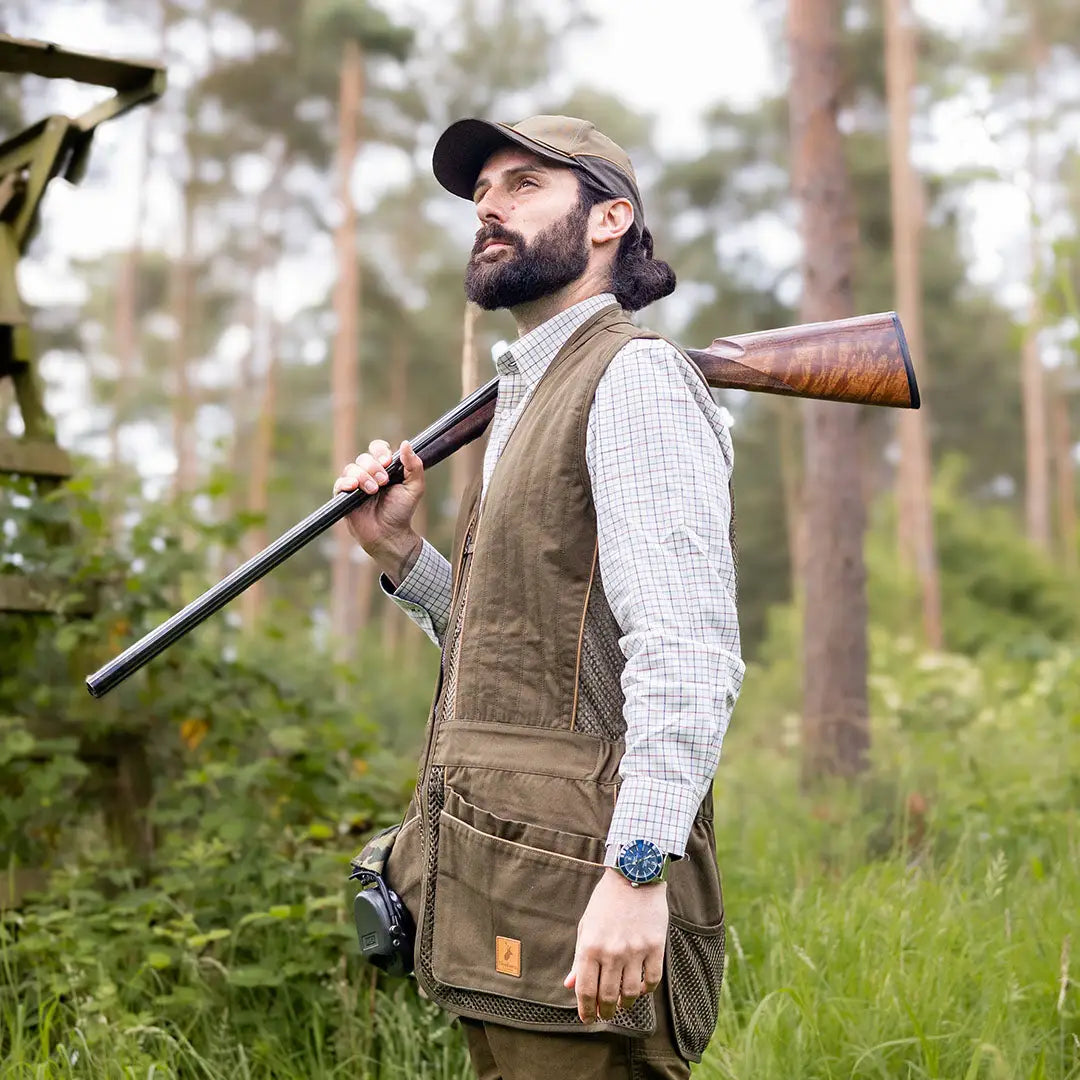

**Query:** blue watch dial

left=617, top=840, right=665, bottom=884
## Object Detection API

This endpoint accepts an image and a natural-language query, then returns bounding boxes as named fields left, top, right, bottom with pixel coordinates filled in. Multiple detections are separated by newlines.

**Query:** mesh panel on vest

left=417, top=767, right=655, bottom=1035
left=572, top=476, right=737, bottom=738
left=440, top=563, right=470, bottom=726
left=573, top=558, right=627, bottom=740
left=666, top=920, right=726, bottom=1061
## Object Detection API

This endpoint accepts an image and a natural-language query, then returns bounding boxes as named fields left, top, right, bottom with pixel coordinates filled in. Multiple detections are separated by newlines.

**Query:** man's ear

left=590, top=197, right=635, bottom=247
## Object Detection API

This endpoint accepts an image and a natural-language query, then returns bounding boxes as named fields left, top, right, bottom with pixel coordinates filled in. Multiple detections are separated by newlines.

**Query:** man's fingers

left=343, top=453, right=385, bottom=492
left=642, top=949, right=664, bottom=995
left=571, top=957, right=600, bottom=1025
left=368, top=438, right=392, bottom=464
left=617, top=960, right=646, bottom=1011
left=595, top=960, right=624, bottom=1022
left=353, top=452, right=378, bottom=469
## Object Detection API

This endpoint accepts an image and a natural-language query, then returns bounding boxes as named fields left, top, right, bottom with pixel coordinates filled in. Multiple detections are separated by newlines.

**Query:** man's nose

left=476, top=187, right=508, bottom=225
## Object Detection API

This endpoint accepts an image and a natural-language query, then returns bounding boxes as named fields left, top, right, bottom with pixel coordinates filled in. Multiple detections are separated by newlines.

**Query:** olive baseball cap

left=432, top=114, right=646, bottom=233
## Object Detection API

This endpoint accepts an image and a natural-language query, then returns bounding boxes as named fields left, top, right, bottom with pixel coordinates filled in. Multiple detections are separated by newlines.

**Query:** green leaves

left=225, top=965, right=284, bottom=987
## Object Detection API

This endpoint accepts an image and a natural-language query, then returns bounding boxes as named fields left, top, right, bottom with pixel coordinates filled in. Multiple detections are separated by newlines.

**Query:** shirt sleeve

left=377, top=537, right=453, bottom=648
left=585, top=337, right=745, bottom=865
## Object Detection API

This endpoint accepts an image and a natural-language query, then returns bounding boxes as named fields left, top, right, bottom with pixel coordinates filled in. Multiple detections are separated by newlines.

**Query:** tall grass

left=3, top=642, right=1078, bottom=1077
left=703, top=792, right=1078, bottom=1078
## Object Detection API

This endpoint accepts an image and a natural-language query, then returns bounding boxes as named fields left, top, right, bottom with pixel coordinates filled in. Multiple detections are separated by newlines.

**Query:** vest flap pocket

left=431, top=808, right=603, bottom=1007
left=443, top=787, right=605, bottom=865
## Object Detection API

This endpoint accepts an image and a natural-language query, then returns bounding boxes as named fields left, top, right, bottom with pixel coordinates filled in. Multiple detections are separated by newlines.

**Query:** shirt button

left=495, top=352, right=518, bottom=375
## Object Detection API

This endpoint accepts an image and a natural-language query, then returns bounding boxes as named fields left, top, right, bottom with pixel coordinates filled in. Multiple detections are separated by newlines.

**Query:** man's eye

left=517, top=177, right=537, bottom=189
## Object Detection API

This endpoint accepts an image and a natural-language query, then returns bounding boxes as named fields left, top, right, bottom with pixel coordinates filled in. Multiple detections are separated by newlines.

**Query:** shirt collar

left=493, top=293, right=620, bottom=385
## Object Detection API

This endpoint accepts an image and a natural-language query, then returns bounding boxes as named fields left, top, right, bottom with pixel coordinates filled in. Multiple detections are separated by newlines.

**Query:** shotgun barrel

left=85, top=310, right=917, bottom=697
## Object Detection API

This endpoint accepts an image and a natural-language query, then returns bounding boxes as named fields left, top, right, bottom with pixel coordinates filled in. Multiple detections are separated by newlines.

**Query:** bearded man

left=333, top=115, right=744, bottom=1080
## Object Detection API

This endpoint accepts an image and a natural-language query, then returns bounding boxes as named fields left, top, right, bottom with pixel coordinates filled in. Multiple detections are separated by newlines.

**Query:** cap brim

left=432, top=118, right=577, bottom=201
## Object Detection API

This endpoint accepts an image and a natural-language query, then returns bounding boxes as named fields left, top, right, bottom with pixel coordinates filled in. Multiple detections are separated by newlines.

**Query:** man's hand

left=332, top=438, right=426, bottom=586
left=563, top=868, right=668, bottom=1024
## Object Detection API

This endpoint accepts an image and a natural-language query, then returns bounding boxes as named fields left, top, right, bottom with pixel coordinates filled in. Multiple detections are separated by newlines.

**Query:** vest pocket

left=430, top=800, right=603, bottom=1008
left=663, top=815, right=726, bottom=1061
left=665, top=915, right=726, bottom=1062
left=443, top=787, right=605, bottom=864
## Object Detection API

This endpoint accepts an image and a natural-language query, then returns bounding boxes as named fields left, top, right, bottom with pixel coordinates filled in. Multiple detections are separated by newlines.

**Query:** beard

left=464, top=201, right=591, bottom=311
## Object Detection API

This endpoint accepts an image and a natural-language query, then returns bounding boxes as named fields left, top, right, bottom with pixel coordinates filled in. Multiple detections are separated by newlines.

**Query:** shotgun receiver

left=85, top=310, right=917, bottom=697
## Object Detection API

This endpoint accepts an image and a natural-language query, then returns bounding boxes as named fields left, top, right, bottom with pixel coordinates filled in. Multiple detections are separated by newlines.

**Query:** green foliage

left=700, top=633, right=1080, bottom=1079
left=865, top=457, right=1080, bottom=657
left=4, top=585, right=1080, bottom=1074
left=0, top=460, right=421, bottom=861
left=301, top=0, right=413, bottom=64
left=3, top=465, right=1078, bottom=1077
left=0, top=465, right=447, bottom=1075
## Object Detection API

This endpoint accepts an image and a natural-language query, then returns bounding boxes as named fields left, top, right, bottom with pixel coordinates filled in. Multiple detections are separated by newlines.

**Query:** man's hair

left=576, top=175, right=676, bottom=312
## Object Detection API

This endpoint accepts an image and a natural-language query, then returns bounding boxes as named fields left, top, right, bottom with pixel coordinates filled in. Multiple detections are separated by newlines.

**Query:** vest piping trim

left=568, top=537, right=599, bottom=733
left=451, top=503, right=481, bottom=725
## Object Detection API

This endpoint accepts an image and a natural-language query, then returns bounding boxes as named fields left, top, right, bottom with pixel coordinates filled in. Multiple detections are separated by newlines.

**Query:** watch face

left=617, top=840, right=665, bottom=884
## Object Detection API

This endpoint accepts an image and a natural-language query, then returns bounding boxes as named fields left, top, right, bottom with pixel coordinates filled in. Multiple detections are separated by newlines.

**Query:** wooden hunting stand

left=0, top=35, right=165, bottom=904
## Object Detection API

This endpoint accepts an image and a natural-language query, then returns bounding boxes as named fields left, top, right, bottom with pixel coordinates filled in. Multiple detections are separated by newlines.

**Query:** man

left=333, top=116, right=744, bottom=1080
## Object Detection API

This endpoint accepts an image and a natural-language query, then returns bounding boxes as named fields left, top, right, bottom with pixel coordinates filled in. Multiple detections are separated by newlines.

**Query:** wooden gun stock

left=687, top=310, right=918, bottom=408
left=85, top=310, right=918, bottom=697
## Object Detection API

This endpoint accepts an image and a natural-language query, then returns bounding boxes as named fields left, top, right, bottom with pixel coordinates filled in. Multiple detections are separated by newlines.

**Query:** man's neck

left=509, top=268, right=612, bottom=337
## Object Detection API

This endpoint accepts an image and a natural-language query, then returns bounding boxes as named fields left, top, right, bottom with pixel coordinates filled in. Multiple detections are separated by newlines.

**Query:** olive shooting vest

left=383, top=303, right=728, bottom=1062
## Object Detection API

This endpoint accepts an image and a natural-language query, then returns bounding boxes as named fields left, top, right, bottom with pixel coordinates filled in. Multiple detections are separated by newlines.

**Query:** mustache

left=470, top=224, right=523, bottom=258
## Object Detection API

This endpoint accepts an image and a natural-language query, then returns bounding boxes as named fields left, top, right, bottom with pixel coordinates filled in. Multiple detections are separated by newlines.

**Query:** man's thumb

left=400, top=440, right=424, bottom=488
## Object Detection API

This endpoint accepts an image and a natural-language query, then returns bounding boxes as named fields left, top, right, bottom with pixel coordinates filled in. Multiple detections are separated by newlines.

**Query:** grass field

left=3, top=643, right=1078, bottom=1078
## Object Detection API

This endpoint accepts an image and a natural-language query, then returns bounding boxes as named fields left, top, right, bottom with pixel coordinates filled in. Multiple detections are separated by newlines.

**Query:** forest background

left=1, top=0, right=1079, bottom=1076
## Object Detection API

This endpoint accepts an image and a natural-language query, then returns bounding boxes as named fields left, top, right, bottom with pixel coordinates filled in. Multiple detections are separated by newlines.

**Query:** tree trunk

left=1052, top=371, right=1077, bottom=572
left=1022, top=7, right=1051, bottom=551
left=382, top=327, right=410, bottom=657
left=239, top=315, right=280, bottom=628
left=223, top=149, right=287, bottom=581
left=884, top=0, right=944, bottom=649
left=170, top=177, right=197, bottom=499
left=450, top=301, right=483, bottom=515
left=110, top=111, right=152, bottom=475
left=774, top=396, right=805, bottom=599
left=111, top=4, right=164, bottom=515
left=330, top=37, right=365, bottom=654
left=787, top=0, right=870, bottom=784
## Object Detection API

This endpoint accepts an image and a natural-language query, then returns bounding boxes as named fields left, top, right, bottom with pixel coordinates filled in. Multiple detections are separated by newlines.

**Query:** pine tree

left=788, top=0, right=870, bottom=781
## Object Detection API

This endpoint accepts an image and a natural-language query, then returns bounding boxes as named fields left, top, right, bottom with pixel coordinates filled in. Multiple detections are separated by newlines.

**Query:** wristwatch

left=614, top=840, right=670, bottom=887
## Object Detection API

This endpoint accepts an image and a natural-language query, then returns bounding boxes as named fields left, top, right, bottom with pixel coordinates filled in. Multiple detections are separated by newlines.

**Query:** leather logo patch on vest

left=495, top=936, right=521, bottom=977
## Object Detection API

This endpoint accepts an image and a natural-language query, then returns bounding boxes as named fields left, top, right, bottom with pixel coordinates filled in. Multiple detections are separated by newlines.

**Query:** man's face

left=464, top=146, right=591, bottom=311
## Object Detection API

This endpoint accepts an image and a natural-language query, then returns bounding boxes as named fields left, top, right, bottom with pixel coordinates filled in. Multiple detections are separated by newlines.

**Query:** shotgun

left=85, top=310, right=917, bottom=697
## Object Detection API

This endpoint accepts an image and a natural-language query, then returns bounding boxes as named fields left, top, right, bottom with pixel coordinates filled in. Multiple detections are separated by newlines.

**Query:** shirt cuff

left=378, top=537, right=452, bottom=646
left=604, top=776, right=705, bottom=864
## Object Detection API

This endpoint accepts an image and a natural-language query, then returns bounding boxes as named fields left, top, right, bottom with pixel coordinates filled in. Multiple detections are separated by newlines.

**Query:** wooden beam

left=0, top=34, right=164, bottom=94
left=0, top=437, right=73, bottom=478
